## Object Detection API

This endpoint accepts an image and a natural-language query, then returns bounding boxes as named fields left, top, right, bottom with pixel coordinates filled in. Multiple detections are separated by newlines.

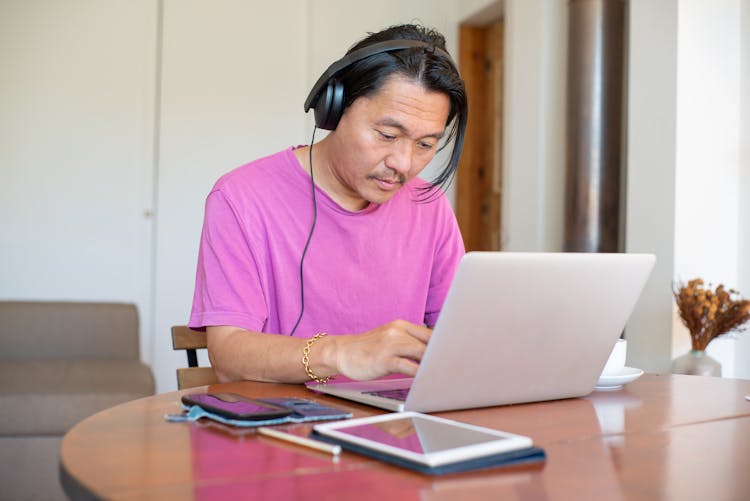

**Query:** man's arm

left=207, top=320, right=431, bottom=384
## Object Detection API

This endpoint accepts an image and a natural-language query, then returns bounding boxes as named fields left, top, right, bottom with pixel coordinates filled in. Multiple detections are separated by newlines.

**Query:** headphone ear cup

left=314, top=79, right=345, bottom=130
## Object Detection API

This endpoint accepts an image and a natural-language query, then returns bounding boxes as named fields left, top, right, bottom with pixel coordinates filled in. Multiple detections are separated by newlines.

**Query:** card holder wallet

left=166, top=394, right=352, bottom=427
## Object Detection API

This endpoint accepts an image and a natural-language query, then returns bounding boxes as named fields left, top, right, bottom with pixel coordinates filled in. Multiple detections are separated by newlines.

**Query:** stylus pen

left=257, top=426, right=342, bottom=457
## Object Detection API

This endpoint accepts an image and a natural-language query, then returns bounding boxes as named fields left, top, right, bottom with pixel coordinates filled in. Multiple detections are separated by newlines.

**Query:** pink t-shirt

left=189, top=147, right=465, bottom=338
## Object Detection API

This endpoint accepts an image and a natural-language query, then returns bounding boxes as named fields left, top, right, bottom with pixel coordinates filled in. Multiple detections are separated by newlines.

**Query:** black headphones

left=303, top=39, right=454, bottom=130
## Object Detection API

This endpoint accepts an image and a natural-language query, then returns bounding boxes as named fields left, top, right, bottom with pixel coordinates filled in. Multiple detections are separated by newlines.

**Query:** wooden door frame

left=455, top=19, right=504, bottom=251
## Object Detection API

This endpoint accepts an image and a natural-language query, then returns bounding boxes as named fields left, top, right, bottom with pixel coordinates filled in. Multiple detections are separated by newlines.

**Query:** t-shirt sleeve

left=423, top=198, right=466, bottom=327
left=188, top=189, right=268, bottom=332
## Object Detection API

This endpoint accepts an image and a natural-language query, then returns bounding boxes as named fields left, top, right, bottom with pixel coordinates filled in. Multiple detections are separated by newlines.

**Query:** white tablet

left=312, top=412, right=533, bottom=468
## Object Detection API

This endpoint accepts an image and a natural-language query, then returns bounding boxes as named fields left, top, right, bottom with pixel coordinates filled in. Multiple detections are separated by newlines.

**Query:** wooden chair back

left=170, top=325, right=219, bottom=389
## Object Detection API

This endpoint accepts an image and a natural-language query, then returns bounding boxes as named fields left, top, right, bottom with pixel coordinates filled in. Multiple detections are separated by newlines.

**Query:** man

left=189, top=24, right=467, bottom=384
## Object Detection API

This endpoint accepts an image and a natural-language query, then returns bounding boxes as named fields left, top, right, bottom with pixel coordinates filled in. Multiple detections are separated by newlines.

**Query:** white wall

left=742, top=1, right=750, bottom=302
left=458, top=0, right=500, bottom=21
left=675, top=0, right=741, bottom=286
left=624, top=0, right=678, bottom=373
left=673, top=0, right=748, bottom=378
left=0, top=0, right=158, bottom=361
left=502, top=0, right=566, bottom=252
left=307, top=0, right=457, bottom=79
left=739, top=0, right=750, bottom=378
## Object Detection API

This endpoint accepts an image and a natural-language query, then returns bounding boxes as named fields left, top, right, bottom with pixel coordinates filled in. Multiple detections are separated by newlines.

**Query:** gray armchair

left=0, top=301, right=155, bottom=500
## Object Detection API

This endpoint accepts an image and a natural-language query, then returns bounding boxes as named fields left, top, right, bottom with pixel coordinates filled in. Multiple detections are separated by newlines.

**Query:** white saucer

left=595, top=367, right=644, bottom=391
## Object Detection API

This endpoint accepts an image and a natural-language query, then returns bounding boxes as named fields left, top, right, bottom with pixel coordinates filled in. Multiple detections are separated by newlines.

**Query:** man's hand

left=332, top=320, right=432, bottom=381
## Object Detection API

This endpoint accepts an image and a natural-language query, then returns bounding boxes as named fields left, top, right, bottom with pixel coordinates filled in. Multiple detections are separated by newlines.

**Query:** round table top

left=60, top=374, right=750, bottom=500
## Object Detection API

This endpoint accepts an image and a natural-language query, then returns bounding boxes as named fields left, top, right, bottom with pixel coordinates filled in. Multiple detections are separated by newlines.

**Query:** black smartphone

left=181, top=393, right=294, bottom=421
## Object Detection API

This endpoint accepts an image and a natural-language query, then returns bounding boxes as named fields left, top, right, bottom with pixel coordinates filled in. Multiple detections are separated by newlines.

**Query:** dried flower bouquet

left=673, top=278, right=750, bottom=351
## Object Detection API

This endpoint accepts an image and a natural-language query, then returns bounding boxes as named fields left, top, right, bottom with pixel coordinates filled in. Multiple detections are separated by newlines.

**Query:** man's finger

left=405, top=323, right=432, bottom=343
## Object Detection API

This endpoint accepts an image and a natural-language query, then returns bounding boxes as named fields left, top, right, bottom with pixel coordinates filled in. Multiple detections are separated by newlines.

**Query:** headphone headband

left=304, top=40, right=455, bottom=129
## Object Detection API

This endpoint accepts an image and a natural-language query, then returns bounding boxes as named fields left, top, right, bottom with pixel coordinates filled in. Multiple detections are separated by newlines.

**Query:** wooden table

left=60, top=374, right=750, bottom=500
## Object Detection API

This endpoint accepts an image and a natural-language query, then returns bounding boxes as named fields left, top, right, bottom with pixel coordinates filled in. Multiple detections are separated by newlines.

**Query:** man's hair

left=337, top=24, right=468, bottom=198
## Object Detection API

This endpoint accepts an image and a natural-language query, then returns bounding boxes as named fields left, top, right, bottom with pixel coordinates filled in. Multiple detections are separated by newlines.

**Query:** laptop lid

left=310, top=251, right=655, bottom=413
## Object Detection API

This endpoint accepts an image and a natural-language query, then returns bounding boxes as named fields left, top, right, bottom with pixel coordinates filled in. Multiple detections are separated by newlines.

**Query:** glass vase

left=671, top=349, right=722, bottom=377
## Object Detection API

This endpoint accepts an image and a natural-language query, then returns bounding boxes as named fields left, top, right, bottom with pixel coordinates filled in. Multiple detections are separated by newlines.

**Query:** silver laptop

left=308, top=251, right=655, bottom=413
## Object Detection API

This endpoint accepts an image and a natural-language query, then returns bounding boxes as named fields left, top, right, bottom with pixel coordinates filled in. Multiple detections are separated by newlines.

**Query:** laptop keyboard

left=364, top=388, right=410, bottom=401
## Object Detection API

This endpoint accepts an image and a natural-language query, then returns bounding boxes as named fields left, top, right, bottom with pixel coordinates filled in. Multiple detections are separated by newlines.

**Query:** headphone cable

left=289, top=126, right=319, bottom=336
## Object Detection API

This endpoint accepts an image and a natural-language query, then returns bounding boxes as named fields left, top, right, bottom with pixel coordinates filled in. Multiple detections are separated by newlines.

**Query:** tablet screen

left=333, top=414, right=512, bottom=454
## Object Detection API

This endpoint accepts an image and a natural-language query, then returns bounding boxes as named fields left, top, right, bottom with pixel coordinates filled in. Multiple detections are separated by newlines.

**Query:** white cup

left=602, top=338, right=627, bottom=376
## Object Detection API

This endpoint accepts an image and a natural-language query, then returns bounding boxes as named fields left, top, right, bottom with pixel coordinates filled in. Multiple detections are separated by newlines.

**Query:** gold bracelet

left=302, top=332, right=332, bottom=384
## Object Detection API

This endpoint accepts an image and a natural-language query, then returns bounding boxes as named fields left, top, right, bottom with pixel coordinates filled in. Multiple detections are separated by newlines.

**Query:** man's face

left=325, top=74, right=451, bottom=210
